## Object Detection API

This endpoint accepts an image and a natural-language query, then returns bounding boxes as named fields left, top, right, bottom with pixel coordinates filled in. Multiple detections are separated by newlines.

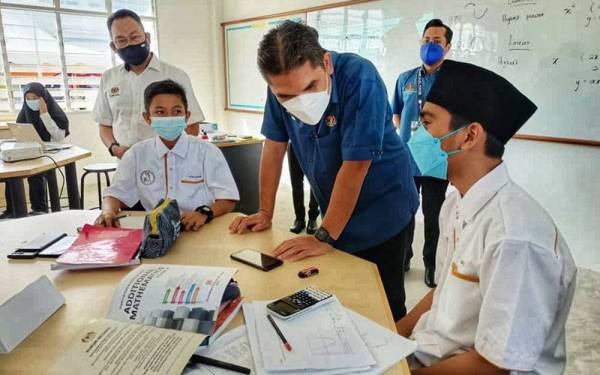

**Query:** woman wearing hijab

left=0, top=83, right=70, bottom=218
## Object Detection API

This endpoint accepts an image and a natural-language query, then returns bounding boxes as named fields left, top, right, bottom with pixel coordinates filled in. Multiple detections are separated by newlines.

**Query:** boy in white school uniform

left=95, top=80, right=239, bottom=231
left=395, top=60, right=577, bottom=374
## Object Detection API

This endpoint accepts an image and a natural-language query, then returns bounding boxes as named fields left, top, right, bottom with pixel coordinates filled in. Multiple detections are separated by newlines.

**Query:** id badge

left=410, top=120, right=420, bottom=136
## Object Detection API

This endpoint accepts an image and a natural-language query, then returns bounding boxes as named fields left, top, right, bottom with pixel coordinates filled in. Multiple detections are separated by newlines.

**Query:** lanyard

left=417, top=67, right=425, bottom=112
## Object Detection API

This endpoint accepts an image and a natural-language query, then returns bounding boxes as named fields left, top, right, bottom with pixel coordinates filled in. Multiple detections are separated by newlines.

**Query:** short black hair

left=143, top=80, right=188, bottom=112
left=257, top=20, right=326, bottom=79
left=107, top=9, right=144, bottom=34
left=423, top=19, right=453, bottom=44
left=449, top=112, right=505, bottom=159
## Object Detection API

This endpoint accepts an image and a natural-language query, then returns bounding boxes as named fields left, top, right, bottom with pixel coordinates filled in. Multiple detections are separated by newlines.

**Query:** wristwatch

left=314, top=226, right=334, bottom=244
left=108, top=142, right=120, bottom=156
left=195, top=205, right=214, bottom=223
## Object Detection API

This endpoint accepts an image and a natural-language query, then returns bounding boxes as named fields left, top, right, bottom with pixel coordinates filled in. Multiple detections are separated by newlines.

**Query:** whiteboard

left=223, top=0, right=600, bottom=142
left=223, top=13, right=306, bottom=112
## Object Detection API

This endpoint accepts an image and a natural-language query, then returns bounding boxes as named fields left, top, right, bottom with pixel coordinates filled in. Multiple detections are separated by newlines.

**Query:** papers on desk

left=191, top=299, right=417, bottom=375
left=250, top=298, right=376, bottom=372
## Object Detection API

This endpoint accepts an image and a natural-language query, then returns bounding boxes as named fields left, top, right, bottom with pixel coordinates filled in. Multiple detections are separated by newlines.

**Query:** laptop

left=7, top=122, right=72, bottom=151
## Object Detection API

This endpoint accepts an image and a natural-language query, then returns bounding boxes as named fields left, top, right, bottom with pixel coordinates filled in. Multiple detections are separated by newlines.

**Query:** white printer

left=1, top=142, right=43, bottom=162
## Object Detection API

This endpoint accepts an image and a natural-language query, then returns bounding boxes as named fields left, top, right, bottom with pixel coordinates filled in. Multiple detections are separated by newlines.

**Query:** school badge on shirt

left=109, top=86, right=120, bottom=97
left=140, top=170, right=155, bottom=185
left=406, top=83, right=414, bottom=92
left=326, top=114, right=337, bottom=128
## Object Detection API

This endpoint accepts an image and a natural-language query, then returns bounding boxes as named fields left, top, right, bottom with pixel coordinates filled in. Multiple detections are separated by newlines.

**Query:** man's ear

left=145, top=32, right=151, bottom=45
left=462, top=122, right=484, bottom=151
left=110, top=41, right=117, bottom=52
left=143, top=112, right=151, bottom=125
left=323, top=52, right=334, bottom=75
left=443, top=42, right=452, bottom=56
left=185, top=111, right=191, bottom=123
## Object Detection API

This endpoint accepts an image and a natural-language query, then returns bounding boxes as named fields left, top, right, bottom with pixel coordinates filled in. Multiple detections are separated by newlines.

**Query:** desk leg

left=6, top=177, right=27, bottom=218
left=65, top=162, right=80, bottom=209
left=46, top=170, right=61, bottom=212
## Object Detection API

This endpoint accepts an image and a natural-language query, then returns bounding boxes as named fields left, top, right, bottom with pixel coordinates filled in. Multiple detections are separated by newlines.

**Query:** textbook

left=51, top=224, right=143, bottom=270
left=106, top=265, right=241, bottom=346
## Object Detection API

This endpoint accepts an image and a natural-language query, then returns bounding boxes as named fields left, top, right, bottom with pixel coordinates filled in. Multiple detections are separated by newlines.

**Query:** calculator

left=267, top=287, right=334, bottom=320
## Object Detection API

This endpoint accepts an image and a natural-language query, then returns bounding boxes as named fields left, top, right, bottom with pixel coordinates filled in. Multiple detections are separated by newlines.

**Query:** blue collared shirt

left=391, top=66, right=440, bottom=176
left=261, top=52, right=419, bottom=253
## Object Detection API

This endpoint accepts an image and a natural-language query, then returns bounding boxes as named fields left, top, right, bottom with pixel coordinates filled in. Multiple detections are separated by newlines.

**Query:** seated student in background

left=95, top=80, right=239, bottom=230
left=395, top=60, right=576, bottom=374
left=0, top=82, right=69, bottom=219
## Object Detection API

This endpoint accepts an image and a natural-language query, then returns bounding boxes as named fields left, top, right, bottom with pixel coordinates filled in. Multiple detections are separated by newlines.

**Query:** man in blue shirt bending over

left=392, top=19, right=453, bottom=288
left=229, top=21, right=418, bottom=320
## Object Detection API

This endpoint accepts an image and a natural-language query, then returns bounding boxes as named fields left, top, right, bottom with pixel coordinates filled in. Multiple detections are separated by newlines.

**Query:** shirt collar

left=154, top=133, right=190, bottom=159
left=458, top=162, right=511, bottom=224
left=329, top=51, right=340, bottom=105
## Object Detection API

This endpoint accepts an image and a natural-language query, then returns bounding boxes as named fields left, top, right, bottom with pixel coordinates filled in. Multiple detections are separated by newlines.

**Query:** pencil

left=189, top=354, right=251, bottom=374
left=267, top=313, right=292, bottom=352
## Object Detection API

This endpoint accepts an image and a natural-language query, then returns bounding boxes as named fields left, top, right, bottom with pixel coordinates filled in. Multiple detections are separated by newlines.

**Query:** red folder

left=52, top=224, right=143, bottom=270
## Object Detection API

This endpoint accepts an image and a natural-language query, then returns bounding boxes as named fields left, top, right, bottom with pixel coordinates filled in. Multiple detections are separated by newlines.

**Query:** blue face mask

left=151, top=116, right=187, bottom=141
left=407, top=124, right=466, bottom=180
left=420, top=42, right=445, bottom=66
left=117, top=41, right=150, bottom=66
left=26, top=99, right=40, bottom=111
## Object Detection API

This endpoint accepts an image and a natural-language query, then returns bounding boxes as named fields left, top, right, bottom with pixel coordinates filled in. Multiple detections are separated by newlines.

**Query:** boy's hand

left=94, top=210, right=121, bottom=227
left=181, top=211, right=207, bottom=231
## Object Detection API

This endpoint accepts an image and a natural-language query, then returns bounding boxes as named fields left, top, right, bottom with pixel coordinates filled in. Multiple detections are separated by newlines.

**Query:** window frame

left=0, top=0, right=158, bottom=113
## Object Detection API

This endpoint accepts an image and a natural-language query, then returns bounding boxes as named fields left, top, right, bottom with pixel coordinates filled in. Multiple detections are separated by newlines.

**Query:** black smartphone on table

left=6, top=232, right=67, bottom=260
left=230, top=249, right=283, bottom=271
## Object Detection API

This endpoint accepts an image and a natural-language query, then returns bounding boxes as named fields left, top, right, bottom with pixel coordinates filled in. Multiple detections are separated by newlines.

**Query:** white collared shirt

left=411, top=163, right=577, bottom=374
left=103, top=134, right=239, bottom=212
left=93, top=55, right=205, bottom=147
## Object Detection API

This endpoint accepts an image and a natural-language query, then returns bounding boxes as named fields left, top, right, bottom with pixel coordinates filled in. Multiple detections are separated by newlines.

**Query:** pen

left=115, top=214, right=128, bottom=220
left=188, top=354, right=251, bottom=374
left=267, top=313, right=292, bottom=352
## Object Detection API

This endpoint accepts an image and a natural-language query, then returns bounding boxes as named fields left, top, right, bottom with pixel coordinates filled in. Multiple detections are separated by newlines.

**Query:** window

left=113, top=0, right=153, bottom=17
left=60, top=0, right=106, bottom=12
left=62, top=14, right=111, bottom=111
left=0, top=0, right=157, bottom=113
left=2, top=9, right=65, bottom=110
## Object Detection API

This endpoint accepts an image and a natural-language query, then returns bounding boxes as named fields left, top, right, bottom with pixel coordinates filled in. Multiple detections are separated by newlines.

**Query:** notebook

left=51, top=224, right=143, bottom=270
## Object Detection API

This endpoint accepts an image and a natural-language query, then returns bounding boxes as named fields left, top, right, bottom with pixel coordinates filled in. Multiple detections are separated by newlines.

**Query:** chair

left=80, top=163, right=117, bottom=209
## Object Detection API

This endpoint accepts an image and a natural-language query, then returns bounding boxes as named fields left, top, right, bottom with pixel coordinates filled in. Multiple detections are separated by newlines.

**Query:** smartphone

left=19, top=233, right=67, bottom=252
left=230, top=249, right=283, bottom=271
left=7, top=249, right=40, bottom=259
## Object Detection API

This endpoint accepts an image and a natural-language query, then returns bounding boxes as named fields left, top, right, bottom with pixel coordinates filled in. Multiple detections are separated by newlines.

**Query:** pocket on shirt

left=180, top=178, right=205, bottom=184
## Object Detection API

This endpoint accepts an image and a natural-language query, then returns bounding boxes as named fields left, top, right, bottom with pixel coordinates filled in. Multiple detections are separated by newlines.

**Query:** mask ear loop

left=439, top=125, right=469, bottom=156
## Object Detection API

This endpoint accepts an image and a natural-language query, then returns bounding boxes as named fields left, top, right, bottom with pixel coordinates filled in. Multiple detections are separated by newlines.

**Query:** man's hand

left=112, top=145, right=129, bottom=159
left=38, top=97, right=48, bottom=114
left=229, top=211, right=272, bottom=234
left=94, top=210, right=121, bottom=227
left=272, top=235, right=332, bottom=261
left=181, top=211, right=207, bottom=231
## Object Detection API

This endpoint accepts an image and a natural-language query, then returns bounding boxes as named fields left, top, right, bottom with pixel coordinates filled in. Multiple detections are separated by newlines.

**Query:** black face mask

left=117, top=41, right=150, bottom=66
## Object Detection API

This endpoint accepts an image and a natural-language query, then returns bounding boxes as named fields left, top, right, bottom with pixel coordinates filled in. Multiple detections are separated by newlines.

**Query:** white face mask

left=281, top=74, right=331, bottom=125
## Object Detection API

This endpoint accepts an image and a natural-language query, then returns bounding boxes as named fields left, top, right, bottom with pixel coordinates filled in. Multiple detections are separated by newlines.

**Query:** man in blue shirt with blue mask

left=391, top=19, right=453, bottom=288
left=229, top=21, right=418, bottom=320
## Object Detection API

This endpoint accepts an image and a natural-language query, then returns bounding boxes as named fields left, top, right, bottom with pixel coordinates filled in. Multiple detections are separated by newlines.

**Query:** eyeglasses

left=113, top=33, right=146, bottom=49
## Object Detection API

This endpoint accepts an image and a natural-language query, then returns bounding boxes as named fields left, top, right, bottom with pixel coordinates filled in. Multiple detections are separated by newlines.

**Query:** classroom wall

left=203, top=0, right=600, bottom=266
left=8, top=0, right=595, bottom=265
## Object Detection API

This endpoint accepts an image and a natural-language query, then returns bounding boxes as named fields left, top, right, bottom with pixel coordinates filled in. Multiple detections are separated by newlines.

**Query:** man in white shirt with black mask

left=94, top=9, right=204, bottom=159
